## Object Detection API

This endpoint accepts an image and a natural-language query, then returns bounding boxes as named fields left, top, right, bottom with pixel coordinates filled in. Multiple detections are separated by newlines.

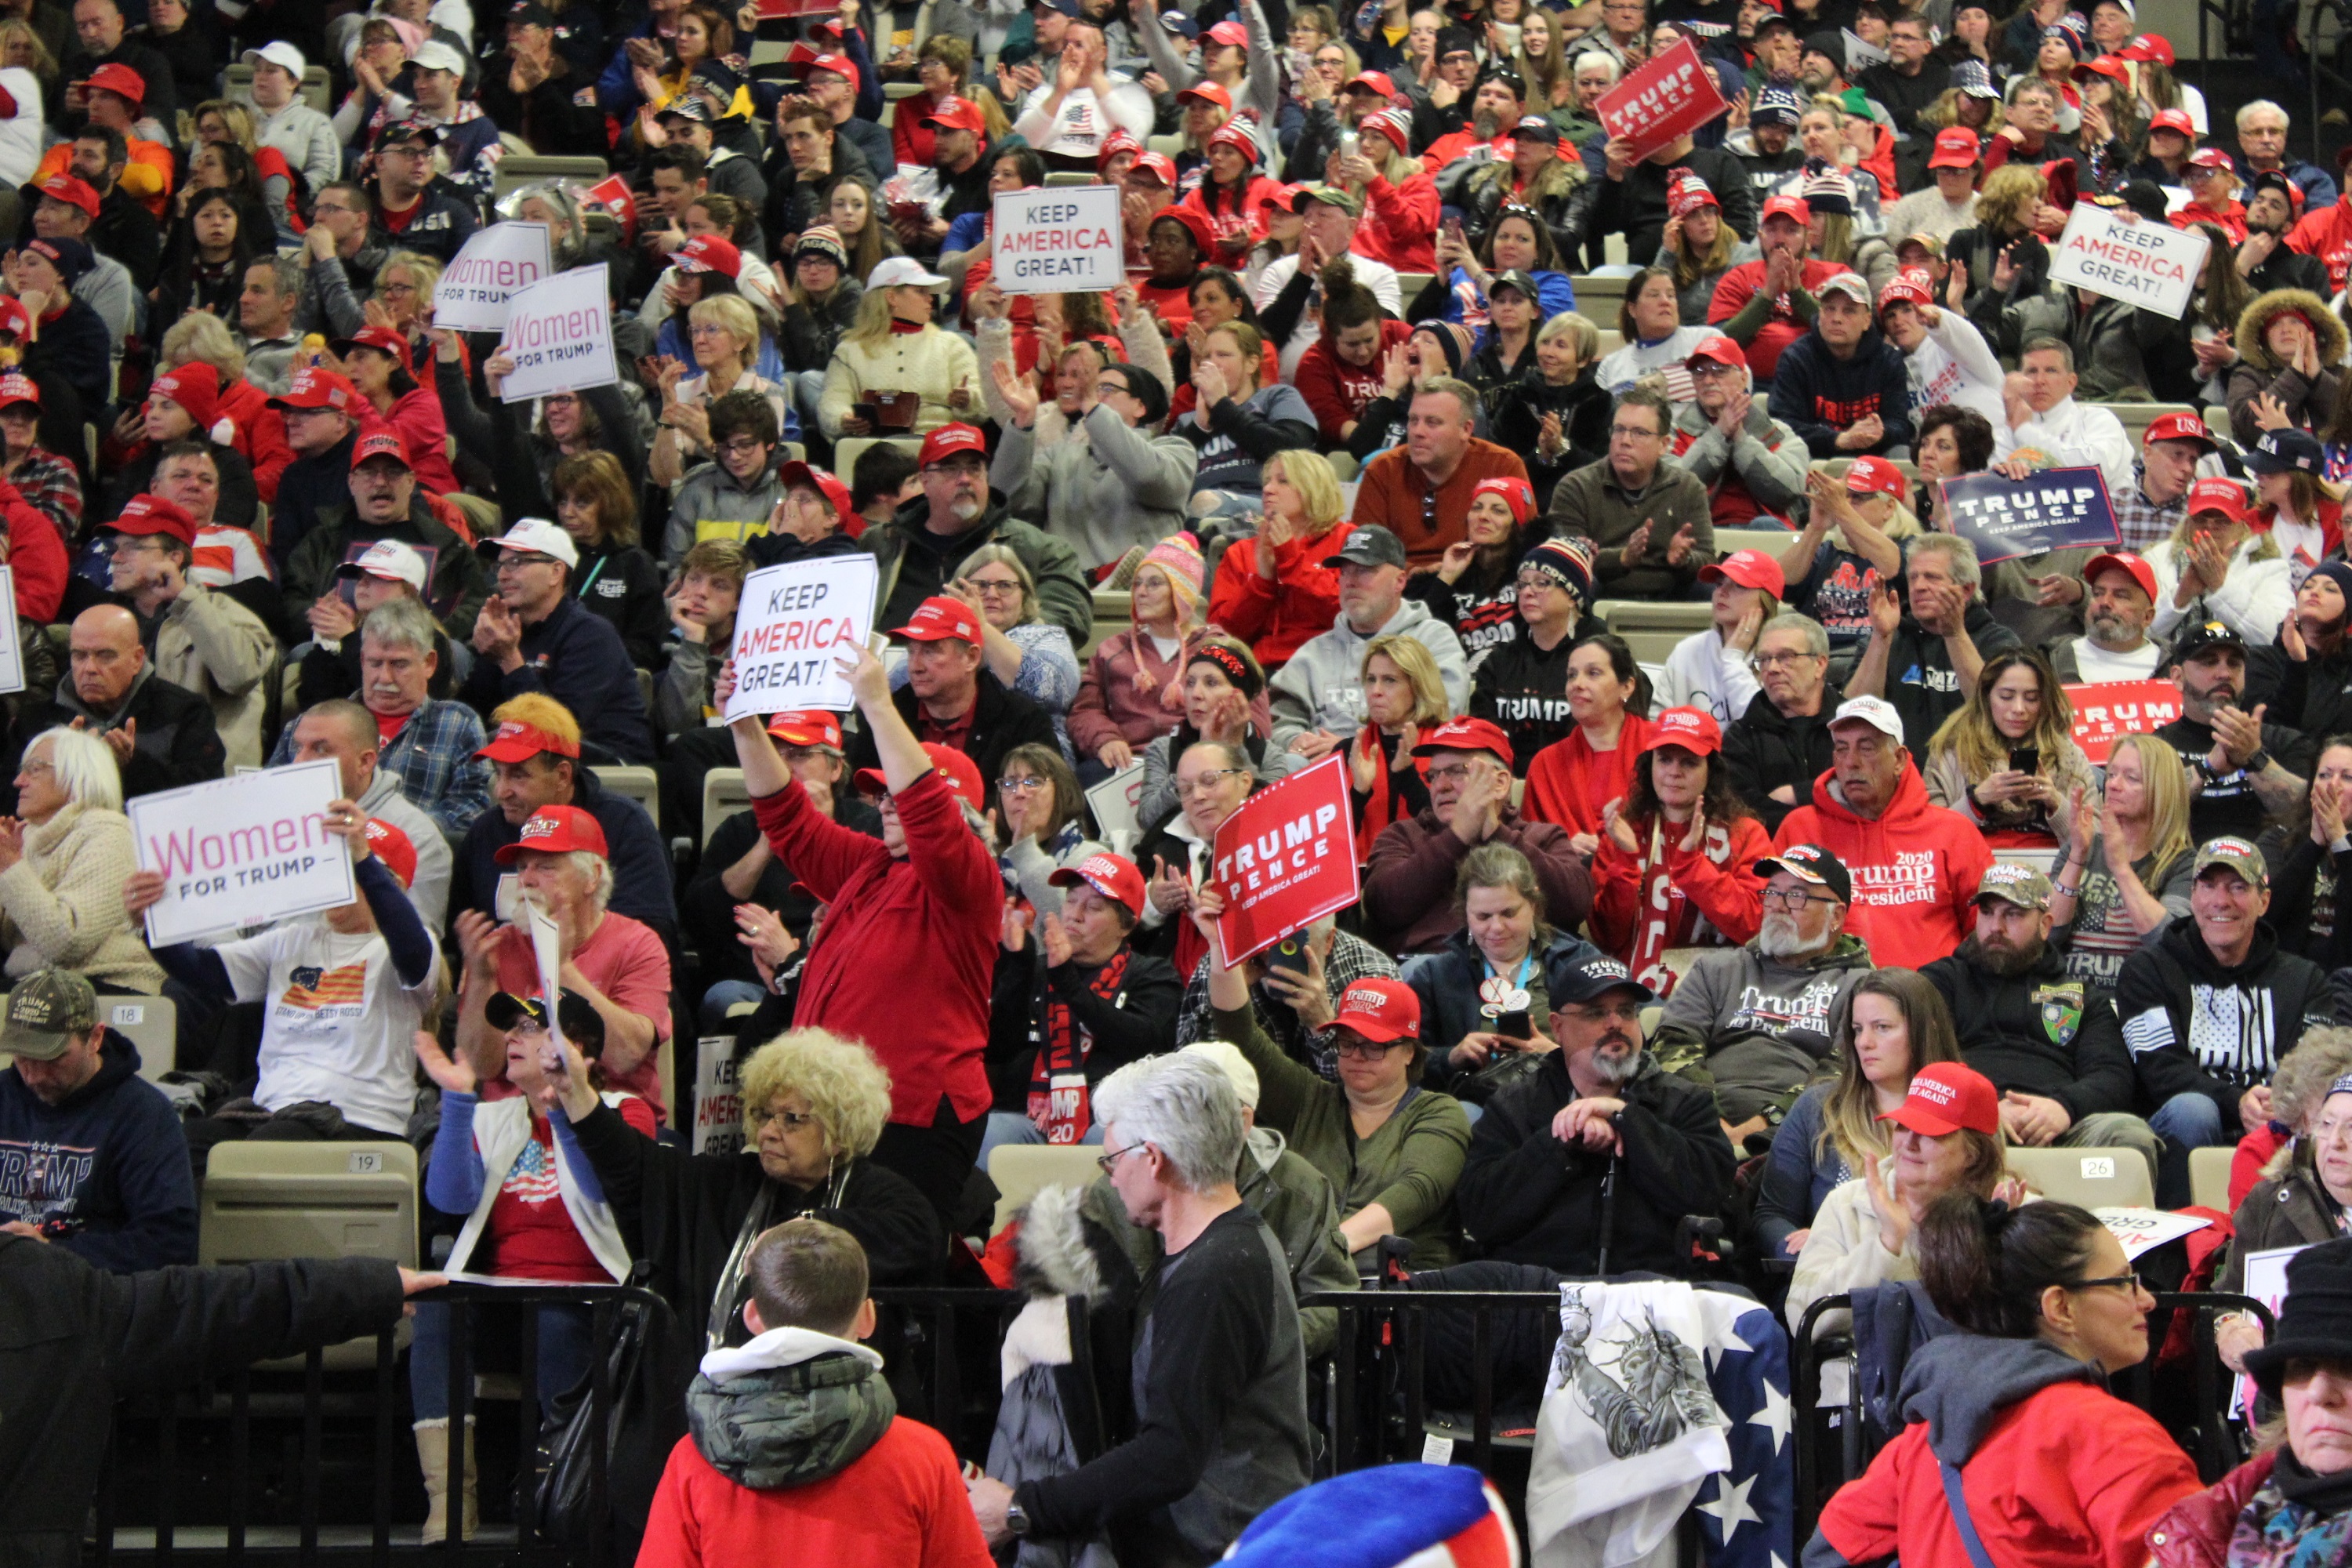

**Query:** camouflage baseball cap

left=1, top=968, right=96, bottom=1060
left=1975, top=864, right=2053, bottom=911
left=2192, top=837, right=2269, bottom=890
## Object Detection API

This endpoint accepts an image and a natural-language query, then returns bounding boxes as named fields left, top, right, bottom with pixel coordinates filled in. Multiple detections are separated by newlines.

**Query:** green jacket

left=1214, top=1003, right=1472, bottom=1269
left=684, top=1332, right=895, bottom=1490
left=864, top=495, right=1094, bottom=648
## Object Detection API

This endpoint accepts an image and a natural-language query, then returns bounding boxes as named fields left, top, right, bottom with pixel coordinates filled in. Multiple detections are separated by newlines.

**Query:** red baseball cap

left=1686, top=335, right=1748, bottom=371
left=767, top=710, right=844, bottom=749
left=2121, top=31, right=2175, bottom=64
left=1331, top=977, right=1421, bottom=1044
left=84, top=62, right=145, bottom=103
left=2187, top=146, right=2236, bottom=172
left=1928, top=127, right=1980, bottom=169
left=894, top=595, right=982, bottom=645
left=363, top=817, right=418, bottom=889
left=1878, top=270, right=1935, bottom=310
left=1130, top=151, right=1178, bottom=187
left=353, top=430, right=412, bottom=470
left=921, top=96, right=987, bottom=133
left=1879, top=1062, right=2000, bottom=1137
left=2074, top=53, right=2132, bottom=82
left=916, top=423, right=987, bottom=467
left=100, top=492, right=197, bottom=546
left=2143, top=411, right=2218, bottom=450
left=0, top=297, right=30, bottom=339
left=1642, top=706, right=1723, bottom=757
left=2084, top=550, right=2159, bottom=602
left=2187, top=476, right=2252, bottom=524
left=270, top=366, right=357, bottom=412
left=779, top=459, right=857, bottom=535
left=1048, top=852, right=1148, bottom=918
left=1410, top=716, right=1514, bottom=769
left=856, top=742, right=984, bottom=805
left=0, top=372, right=38, bottom=410
left=1845, top=454, right=1908, bottom=500
left=1176, top=80, right=1232, bottom=110
left=1345, top=69, right=1396, bottom=96
left=2148, top=107, right=2196, bottom=136
left=1761, top=193, right=1811, bottom=225
left=476, top=719, right=581, bottom=762
left=1204, top=19, right=1248, bottom=45
left=670, top=234, right=742, bottom=278
left=495, top=804, right=611, bottom=862
left=334, top=325, right=412, bottom=374
left=36, top=175, right=98, bottom=218
left=1700, top=548, right=1786, bottom=597
left=804, top=49, right=854, bottom=78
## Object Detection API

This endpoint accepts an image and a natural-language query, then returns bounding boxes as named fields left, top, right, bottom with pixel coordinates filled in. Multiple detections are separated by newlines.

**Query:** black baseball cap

left=1554, top=954, right=1657, bottom=1005
left=1754, top=844, right=1854, bottom=904
left=506, top=0, right=555, bottom=24
left=2171, top=619, right=2248, bottom=665
left=2245, top=427, right=2325, bottom=476
left=484, top=989, right=608, bottom=1056
left=1323, top=525, right=1409, bottom=569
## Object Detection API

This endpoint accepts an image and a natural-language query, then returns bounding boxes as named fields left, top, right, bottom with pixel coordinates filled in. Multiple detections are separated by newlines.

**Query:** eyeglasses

left=996, top=775, right=1050, bottom=793
left=1754, top=651, right=1824, bottom=669
left=2063, top=1272, right=2143, bottom=1294
left=1095, top=1142, right=1149, bottom=1174
left=715, top=437, right=768, bottom=456
left=17, top=760, right=52, bottom=778
left=1425, top=762, right=1479, bottom=785
left=1334, top=1037, right=1405, bottom=1059
left=924, top=460, right=987, bottom=478
left=1177, top=768, right=1250, bottom=797
left=378, top=281, right=418, bottom=296
left=1609, top=423, right=1662, bottom=441
left=967, top=577, right=1022, bottom=596
left=495, top=553, right=561, bottom=572
left=1762, top=886, right=1840, bottom=910
left=753, top=1107, right=818, bottom=1131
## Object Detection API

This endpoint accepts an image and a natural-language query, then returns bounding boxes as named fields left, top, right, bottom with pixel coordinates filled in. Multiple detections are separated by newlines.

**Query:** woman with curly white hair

left=0, top=727, right=160, bottom=993
left=548, top=1025, right=942, bottom=1348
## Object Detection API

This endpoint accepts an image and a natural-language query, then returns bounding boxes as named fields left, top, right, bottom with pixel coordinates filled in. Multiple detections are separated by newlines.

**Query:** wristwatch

left=1006, top=1503, right=1032, bottom=1539
left=2244, top=748, right=2274, bottom=775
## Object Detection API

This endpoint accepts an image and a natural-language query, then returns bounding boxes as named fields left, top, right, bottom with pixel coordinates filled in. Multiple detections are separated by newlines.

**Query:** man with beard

left=1651, top=844, right=1874, bottom=1145
left=1415, top=66, right=1521, bottom=176
left=1922, top=864, right=2160, bottom=1193
left=2155, top=619, right=2313, bottom=844
left=1723, top=612, right=1838, bottom=832
left=1727, top=78, right=1807, bottom=201
left=2049, top=551, right=2164, bottom=683
left=1454, top=954, right=1733, bottom=1276
left=2238, top=172, right=2332, bottom=296
left=866, top=424, right=1092, bottom=644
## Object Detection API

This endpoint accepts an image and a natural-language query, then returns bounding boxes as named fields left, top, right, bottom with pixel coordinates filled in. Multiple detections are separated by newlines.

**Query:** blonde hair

left=0, top=19, right=55, bottom=76
left=844, top=282, right=916, bottom=350
left=1362, top=634, right=1451, bottom=726
left=1537, top=310, right=1598, bottom=368
left=379, top=250, right=444, bottom=306
left=489, top=693, right=582, bottom=751
left=688, top=293, right=760, bottom=370
left=2106, top=732, right=2193, bottom=880
left=1265, top=448, right=1343, bottom=529
left=736, top=1029, right=894, bottom=1159
left=194, top=97, right=259, bottom=151
left=1207, top=321, right=1265, bottom=390
left=1974, top=165, right=2047, bottom=237
left=1927, top=649, right=2075, bottom=785
left=162, top=310, right=246, bottom=382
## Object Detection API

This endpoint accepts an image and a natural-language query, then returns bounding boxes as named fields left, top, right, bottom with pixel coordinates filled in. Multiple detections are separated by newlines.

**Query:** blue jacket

left=0, top=1029, right=197, bottom=1272
left=1409, top=925, right=1606, bottom=1093
left=1766, top=326, right=1916, bottom=459
left=2234, top=154, right=2340, bottom=212
left=456, top=592, right=656, bottom=764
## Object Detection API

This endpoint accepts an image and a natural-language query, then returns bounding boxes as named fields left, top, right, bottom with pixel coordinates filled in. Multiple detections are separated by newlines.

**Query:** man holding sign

left=126, top=804, right=439, bottom=1173
left=844, top=597, right=1058, bottom=815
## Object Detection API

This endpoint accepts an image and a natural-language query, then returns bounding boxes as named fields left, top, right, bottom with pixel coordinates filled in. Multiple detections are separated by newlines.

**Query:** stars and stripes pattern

left=1693, top=1295, right=1796, bottom=1568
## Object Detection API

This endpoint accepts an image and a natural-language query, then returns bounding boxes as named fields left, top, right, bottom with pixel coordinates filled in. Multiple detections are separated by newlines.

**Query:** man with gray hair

left=967, top=1051, right=1312, bottom=1560
left=2232, top=99, right=2338, bottom=212
left=236, top=254, right=306, bottom=395
left=1725, top=611, right=1838, bottom=833
left=1845, top=532, right=2020, bottom=753
left=1991, top=338, right=2135, bottom=495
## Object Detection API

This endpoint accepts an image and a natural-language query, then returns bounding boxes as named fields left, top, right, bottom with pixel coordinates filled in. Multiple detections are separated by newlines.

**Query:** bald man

left=7, top=604, right=226, bottom=807
left=280, top=700, right=449, bottom=930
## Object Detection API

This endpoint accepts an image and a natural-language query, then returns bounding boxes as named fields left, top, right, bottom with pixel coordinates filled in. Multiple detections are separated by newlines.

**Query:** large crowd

left=8, top=0, right=2352, bottom=1559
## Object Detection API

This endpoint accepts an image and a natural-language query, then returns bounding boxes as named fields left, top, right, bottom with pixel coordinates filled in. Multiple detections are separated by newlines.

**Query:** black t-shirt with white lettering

left=2157, top=716, right=2317, bottom=845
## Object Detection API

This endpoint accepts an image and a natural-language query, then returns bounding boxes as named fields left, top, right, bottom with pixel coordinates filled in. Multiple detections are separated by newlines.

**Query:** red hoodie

left=1207, top=518, right=1356, bottom=668
left=1293, top=318, right=1415, bottom=444
left=1356, top=169, right=1439, bottom=273
left=1522, top=713, right=1658, bottom=840
left=1773, top=760, right=1991, bottom=971
left=2288, top=197, right=2352, bottom=292
left=0, top=470, right=65, bottom=622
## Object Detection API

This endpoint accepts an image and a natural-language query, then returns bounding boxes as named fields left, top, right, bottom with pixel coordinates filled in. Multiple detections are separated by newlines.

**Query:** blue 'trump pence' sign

left=1935, top=466, right=2120, bottom=565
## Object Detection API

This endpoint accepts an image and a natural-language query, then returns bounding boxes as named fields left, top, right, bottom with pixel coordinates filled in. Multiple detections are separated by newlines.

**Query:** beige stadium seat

left=1994, top=847, right=2058, bottom=877
left=748, top=36, right=790, bottom=65
left=1713, top=527, right=1796, bottom=559
left=1394, top=272, right=1435, bottom=303
left=1045, top=169, right=1096, bottom=187
left=200, top=1142, right=418, bottom=1369
left=1573, top=273, right=1630, bottom=312
left=2005, top=1145, right=2154, bottom=1210
left=301, top=65, right=331, bottom=114
left=492, top=154, right=610, bottom=205
left=1618, top=629, right=1683, bottom=665
left=989, top=1144, right=1105, bottom=1233
left=702, top=768, right=753, bottom=851
left=2092, top=403, right=2197, bottom=448
left=2190, top=1145, right=2235, bottom=1214
left=1326, top=450, right=1359, bottom=483
left=593, top=765, right=660, bottom=829
left=1590, top=328, right=1624, bottom=360
left=1599, top=599, right=1714, bottom=635
left=1149, top=133, right=1186, bottom=158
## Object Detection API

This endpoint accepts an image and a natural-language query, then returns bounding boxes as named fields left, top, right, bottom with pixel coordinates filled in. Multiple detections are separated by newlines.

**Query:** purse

left=534, top=1274, right=687, bottom=1549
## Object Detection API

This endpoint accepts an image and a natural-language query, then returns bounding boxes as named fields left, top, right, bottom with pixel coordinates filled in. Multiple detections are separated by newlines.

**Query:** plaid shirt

left=2111, top=463, right=2187, bottom=554
left=9, top=448, right=80, bottom=547
left=1174, top=927, right=1400, bottom=1081
left=270, top=695, right=492, bottom=841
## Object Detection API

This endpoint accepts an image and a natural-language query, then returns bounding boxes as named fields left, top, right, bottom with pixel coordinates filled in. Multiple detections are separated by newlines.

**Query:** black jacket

left=7, top=665, right=223, bottom=807
left=565, top=1098, right=941, bottom=1338
left=2155, top=713, right=2318, bottom=846
left=1767, top=326, right=1915, bottom=459
left=1487, top=371, right=1612, bottom=510
left=845, top=672, right=1059, bottom=818
left=361, top=179, right=481, bottom=265
left=86, top=186, right=162, bottom=293
left=2115, top=916, right=2336, bottom=1132
left=1579, top=143, right=1759, bottom=267
left=1922, top=942, right=2136, bottom=1121
left=268, top=425, right=359, bottom=579
left=1454, top=1049, right=1734, bottom=1275
left=21, top=298, right=111, bottom=417
left=1468, top=619, right=1605, bottom=778
left=0, top=1238, right=403, bottom=1568
left=2256, top=826, right=2352, bottom=972
left=1722, top=690, right=1838, bottom=836
left=2246, top=637, right=2352, bottom=741
left=1407, top=927, right=1606, bottom=1091
left=456, top=593, right=656, bottom=764
left=1882, top=599, right=2022, bottom=755
left=282, top=492, right=492, bottom=647
left=477, top=52, right=607, bottom=156
left=987, top=941, right=1184, bottom=1096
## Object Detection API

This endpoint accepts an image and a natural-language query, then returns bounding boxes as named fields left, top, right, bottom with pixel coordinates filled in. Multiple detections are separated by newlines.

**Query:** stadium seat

left=1149, top=133, right=1186, bottom=158
left=1598, top=599, right=1713, bottom=635
left=493, top=154, right=610, bottom=205
left=989, top=1143, right=1104, bottom=1233
left=1713, top=527, right=1796, bottom=557
left=199, top=1142, right=419, bottom=1369
left=2189, top=1145, right=2234, bottom=1214
left=1083, top=591, right=1132, bottom=659
left=2004, top=1145, right=2154, bottom=1210
left=1992, top=848, right=2059, bottom=877
left=1618, top=630, right=1684, bottom=665
left=1394, top=273, right=1434, bottom=304
left=593, top=765, right=660, bottom=829
left=702, top=768, right=752, bottom=851
left=1326, top=450, right=1359, bottom=482
left=1591, top=328, right=1623, bottom=359
left=885, top=79, right=925, bottom=98
left=1045, top=169, right=1095, bottom=187
left=1572, top=274, right=1629, bottom=316
left=100, top=994, right=177, bottom=1083
left=2089, top=403, right=2197, bottom=448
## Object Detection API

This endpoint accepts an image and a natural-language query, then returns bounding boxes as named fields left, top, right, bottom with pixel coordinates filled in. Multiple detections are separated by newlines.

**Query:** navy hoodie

left=0, top=1029, right=197, bottom=1272
left=456, top=592, right=656, bottom=764
left=1766, top=325, right=1916, bottom=459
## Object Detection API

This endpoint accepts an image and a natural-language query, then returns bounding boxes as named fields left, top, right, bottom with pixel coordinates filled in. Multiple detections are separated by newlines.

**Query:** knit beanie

left=1135, top=532, right=1206, bottom=626
left=1185, top=639, right=1263, bottom=700
left=794, top=225, right=850, bottom=269
left=2307, top=561, right=2352, bottom=622
left=1415, top=321, right=1476, bottom=376
left=1522, top=535, right=1595, bottom=602
left=1802, top=162, right=1854, bottom=219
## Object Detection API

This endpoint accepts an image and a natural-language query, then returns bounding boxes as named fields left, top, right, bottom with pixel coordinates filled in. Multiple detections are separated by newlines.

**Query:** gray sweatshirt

left=993, top=403, right=1200, bottom=572
left=1651, top=933, right=1875, bottom=1123
left=1267, top=598, right=1471, bottom=767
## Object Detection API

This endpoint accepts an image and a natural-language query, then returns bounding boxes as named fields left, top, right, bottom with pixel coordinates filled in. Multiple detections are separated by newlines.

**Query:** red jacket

left=2288, top=198, right=2352, bottom=292
left=1207, top=519, right=1355, bottom=668
left=376, top=384, right=462, bottom=498
left=1773, top=760, right=1991, bottom=971
left=2174, top=199, right=2250, bottom=246
left=2230, top=1123, right=2289, bottom=1211
left=1820, top=1381, right=2202, bottom=1568
left=1707, top=256, right=1859, bottom=381
left=1355, top=169, right=1439, bottom=273
left=1522, top=713, right=1657, bottom=840
left=2147, top=1452, right=2274, bottom=1568
left=0, top=470, right=65, bottom=622
left=637, top=1422, right=993, bottom=1568
left=754, top=769, right=998, bottom=1127
left=216, top=381, right=295, bottom=503
left=1294, top=319, right=1415, bottom=444
left=1178, top=176, right=1283, bottom=260
left=1589, top=812, right=1771, bottom=964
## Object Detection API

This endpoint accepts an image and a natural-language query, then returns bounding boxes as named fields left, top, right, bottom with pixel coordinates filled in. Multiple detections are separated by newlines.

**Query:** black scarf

left=2275, top=1446, right=2352, bottom=1515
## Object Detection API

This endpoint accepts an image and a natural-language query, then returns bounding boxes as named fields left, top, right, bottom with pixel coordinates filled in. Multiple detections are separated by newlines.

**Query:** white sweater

left=1657, top=627, right=1761, bottom=724
left=1992, top=397, right=2136, bottom=497
left=1903, top=310, right=2007, bottom=428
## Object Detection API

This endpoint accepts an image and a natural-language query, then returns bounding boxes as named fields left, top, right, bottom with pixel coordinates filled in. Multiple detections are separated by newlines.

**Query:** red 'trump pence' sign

left=1595, top=38, right=1730, bottom=162
left=1211, top=754, right=1361, bottom=964
left=2064, top=681, right=2183, bottom=765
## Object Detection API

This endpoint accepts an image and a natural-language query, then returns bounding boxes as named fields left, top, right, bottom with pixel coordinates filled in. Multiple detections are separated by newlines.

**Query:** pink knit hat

left=1135, top=532, right=1205, bottom=623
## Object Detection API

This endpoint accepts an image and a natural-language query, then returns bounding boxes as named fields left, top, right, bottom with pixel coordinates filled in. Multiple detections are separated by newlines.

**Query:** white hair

left=1093, top=1052, right=1245, bottom=1193
left=1906, top=532, right=1982, bottom=592
left=361, top=597, right=437, bottom=657
left=31, top=725, right=122, bottom=812
left=2238, top=99, right=2288, bottom=132
left=1572, top=49, right=1621, bottom=82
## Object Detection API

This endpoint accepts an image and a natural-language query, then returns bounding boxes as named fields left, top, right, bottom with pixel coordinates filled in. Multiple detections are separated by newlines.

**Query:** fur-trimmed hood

left=2235, top=288, right=2350, bottom=374
left=1012, top=1184, right=1107, bottom=1302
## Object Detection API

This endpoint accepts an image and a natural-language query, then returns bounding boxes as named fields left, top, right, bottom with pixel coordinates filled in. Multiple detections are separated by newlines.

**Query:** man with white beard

left=1648, top=844, right=1875, bottom=1145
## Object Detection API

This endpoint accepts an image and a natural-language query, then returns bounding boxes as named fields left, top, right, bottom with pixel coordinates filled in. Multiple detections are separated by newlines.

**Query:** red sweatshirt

left=1207, top=518, right=1356, bottom=668
left=1707, top=257, right=1859, bottom=382
left=1294, top=319, right=1416, bottom=444
left=217, top=381, right=295, bottom=503
left=2288, top=198, right=2352, bottom=292
left=1772, top=760, right=1991, bottom=972
left=1589, top=812, right=1771, bottom=972
left=753, top=768, right=999, bottom=1127
left=1522, top=713, right=1657, bottom=840
left=1356, top=169, right=1439, bottom=273
left=0, top=470, right=64, bottom=622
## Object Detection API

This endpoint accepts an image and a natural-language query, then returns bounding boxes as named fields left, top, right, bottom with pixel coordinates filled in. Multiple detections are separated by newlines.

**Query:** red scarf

left=888, top=318, right=927, bottom=335
left=1025, top=947, right=1132, bottom=1142
left=1626, top=816, right=1737, bottom=996
left=1354, top=731, right=1423, bottom=864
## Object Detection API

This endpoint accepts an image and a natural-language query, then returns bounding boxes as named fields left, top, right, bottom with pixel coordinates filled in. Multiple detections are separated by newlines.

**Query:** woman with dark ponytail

left=1809, top=1194, right=2202, bottom=1568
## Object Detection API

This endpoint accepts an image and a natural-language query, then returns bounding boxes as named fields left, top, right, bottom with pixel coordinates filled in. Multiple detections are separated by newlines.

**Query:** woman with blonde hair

left=1348, top=633, right=1452, bottom=855
left=1206, top=447, right=1351, bottom=668
left=651, top=293, right=791, bottom=485
left=546, top=1025, right=939, bottom=1339
left=1948, top=165, right=2049, bottom=329
left=818, top=260, right=979, bottom=440
left=152, top=309, right=289, bottom=500
left=822, top=176, right=903, bottom=285
left=2051, top=732, right=2194, bottom=989
left=1069, top=535, right=1210, bottom=779
left=1657, top=178, right=1755, bottom=324
left=0, top=727, right=160, bottom=993
left=1923, top=648, right=2095, bottom=845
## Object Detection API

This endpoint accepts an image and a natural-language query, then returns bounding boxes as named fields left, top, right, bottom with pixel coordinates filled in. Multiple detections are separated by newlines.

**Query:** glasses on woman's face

left=379, top=281, right=419, bottom=298
left=996, top=775, right=1050, bottom=794
left=1333, top=1037, right=1403, bottom=1060
left=688, top=322, right=731, bottom=339
left=1177, top=768, right=1250, bottom=798
left=967, top=575, right=1022, bottom=597
left=753, top=1106, right=818, bottom=1132
left=2063, top=1272, right=2143, bottom=1294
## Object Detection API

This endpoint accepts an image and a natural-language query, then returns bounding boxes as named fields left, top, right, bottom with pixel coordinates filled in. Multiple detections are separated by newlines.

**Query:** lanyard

left=575, top=552, right=609, bottom=601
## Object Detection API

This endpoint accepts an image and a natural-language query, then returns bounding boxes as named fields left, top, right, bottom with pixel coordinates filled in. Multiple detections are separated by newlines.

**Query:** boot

left=413, top=1417, right=478, bottom=1541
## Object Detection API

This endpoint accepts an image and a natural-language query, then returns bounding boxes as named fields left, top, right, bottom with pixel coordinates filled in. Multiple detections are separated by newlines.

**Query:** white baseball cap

left=1180, top=1040, right=1260, bottom=1111
left=334, top=538, right=428, bottom=593
left=477, top=517, right=580, bottom=568
left=412, top=40, right=469, bottom=74
left=1830, top=695, right=1905, bottom=741
left=241, top=42, right=307, bottom=76
left=866, top=256, right=949, bottom=291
